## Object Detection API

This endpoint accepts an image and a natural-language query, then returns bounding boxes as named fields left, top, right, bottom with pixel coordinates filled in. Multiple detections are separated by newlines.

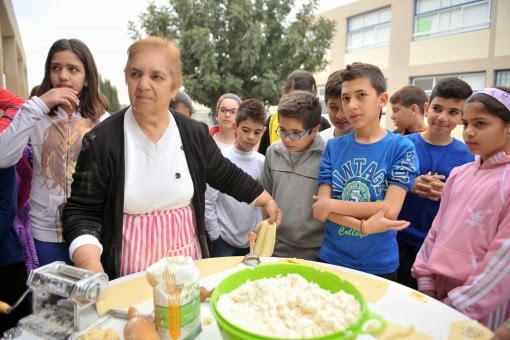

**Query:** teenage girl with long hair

left=0, top=39, right=109, bottom=266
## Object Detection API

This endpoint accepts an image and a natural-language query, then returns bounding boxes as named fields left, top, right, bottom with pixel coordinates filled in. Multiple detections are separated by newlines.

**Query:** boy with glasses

left=261, top=90, right=326, bottom=260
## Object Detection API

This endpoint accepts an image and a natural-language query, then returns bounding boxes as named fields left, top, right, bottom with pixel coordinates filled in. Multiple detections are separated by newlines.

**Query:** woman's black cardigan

left=63, top=107, right=263, bottom=279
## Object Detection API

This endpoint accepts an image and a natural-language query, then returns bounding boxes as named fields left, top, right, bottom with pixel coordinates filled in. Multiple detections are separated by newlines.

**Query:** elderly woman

left=63, top=37, right=281, bottom=279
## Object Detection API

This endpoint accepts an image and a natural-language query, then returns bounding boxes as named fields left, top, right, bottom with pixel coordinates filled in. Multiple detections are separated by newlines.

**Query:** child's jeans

left=210, top=236, right=249, bottom=257
left=397, top=239, right=419, bottom=290
left=33, top=239, right=72, bottom=267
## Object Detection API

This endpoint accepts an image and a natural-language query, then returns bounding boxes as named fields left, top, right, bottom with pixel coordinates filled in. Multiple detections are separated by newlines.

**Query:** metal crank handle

left=0, top=288, right=30, bottom=314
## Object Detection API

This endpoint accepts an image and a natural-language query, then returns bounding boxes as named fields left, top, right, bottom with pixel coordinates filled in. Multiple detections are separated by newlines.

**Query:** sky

left=13, top=0, right=346, bottom=105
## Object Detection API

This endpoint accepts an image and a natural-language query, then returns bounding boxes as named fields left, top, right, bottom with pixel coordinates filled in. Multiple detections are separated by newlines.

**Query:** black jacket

left=63, top=107, right=263, bottom=279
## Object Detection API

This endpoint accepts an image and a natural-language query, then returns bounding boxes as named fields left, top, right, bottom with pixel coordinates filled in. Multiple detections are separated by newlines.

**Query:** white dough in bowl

left=216, top=273, right=361, bottom=338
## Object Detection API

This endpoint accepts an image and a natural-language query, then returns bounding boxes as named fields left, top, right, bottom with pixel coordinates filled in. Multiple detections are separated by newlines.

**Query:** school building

left=315, top=0, right=510, bottom=137
left=0, top=0, right=28, bottom=99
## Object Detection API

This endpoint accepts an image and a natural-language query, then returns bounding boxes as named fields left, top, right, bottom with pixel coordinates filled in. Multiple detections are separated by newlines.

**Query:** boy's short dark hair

left=341, top=62, right=386, bottom=94
left=282, top=70, right=317, bottom=95
left=277, top=90, right=321, bottom=130
left=235, top=99, right=267, bottom=126
left=325, top=70, right=343, bottom=104
left=429, top=77, right=472, bottom=103
left=390, top=85, right=429, bottom=114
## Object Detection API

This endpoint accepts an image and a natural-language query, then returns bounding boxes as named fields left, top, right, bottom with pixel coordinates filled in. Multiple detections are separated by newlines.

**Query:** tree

left=128, top=0, right=335, bottom=112
left=99, top=75, right=121, bottom=111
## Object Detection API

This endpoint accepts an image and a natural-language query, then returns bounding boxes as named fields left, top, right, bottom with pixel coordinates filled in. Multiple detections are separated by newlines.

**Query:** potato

left=123, top=306, right=159, bottom=340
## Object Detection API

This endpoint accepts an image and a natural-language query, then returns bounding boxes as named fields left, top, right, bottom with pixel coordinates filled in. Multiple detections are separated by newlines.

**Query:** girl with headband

left=209, top=93, right=241, bottom=150
left=412, top=86, right=510, bottom=331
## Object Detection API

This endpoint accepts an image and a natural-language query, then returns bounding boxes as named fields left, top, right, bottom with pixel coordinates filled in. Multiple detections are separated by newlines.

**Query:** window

left=347, top=7, right=391, bottom=52
left=323, top=48, right=331, bottom=65
left=414, top=0, right=491, bottom=40
left=317, top=85, right=326, bottom=100
left=412, top=72, right=486, bottom=94
left=317, top=85, right=326, bottom=114
left=495, top=70, right=510, bottom=87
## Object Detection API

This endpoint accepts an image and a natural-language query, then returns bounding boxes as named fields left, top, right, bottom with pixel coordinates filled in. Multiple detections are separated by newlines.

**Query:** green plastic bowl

left=210, top=263, right=386, bottom=339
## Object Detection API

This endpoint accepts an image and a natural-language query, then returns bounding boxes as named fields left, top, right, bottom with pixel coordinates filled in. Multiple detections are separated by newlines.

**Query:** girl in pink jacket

left=412, top=86, right=510, bottom=331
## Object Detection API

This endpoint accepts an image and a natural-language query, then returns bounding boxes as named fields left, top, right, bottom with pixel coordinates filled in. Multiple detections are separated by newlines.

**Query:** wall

left=318, top=0, right=510, bottom=136
left=0, top=0, right=28, bottom=99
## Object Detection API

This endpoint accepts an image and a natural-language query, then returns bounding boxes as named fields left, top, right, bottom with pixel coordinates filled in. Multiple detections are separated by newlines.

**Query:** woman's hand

left=311, top=195, right=333, bottom=222
left=39, top=87, right=80, bottom=111
left=363, top=205, right=410, bottom=234
left=255, top=191, right=282, bottom=225
left=491, top=319, right=510, bottom=340
left=261, top=199, right=282, bottom=226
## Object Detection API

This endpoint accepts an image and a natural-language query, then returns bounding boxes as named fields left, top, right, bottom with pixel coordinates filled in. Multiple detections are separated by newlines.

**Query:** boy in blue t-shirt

left=312, top=62, right=419, bottom=280
left=397, top=78, right=474, bottom=289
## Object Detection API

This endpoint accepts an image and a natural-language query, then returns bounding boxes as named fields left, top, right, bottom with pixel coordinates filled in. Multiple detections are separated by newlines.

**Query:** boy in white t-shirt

left=205, top=99, right=267, bottom=256
left=320, top=70, right=354, bottom=143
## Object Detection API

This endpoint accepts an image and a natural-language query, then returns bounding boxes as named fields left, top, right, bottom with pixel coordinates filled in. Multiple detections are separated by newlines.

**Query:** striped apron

left=120, top=204, right=201, bottom=276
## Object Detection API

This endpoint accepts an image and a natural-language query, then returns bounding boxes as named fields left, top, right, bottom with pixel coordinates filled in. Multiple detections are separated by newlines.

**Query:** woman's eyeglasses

left=218, top=107, right=238, bottom=116
left=275, top=126, right=313, bottom=141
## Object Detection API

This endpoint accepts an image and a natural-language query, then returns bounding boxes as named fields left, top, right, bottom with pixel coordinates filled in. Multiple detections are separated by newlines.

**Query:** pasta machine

left=3, top=261, right=109, bottom=339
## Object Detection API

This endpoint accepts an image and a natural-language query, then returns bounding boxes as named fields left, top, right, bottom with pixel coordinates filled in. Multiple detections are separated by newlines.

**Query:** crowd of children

left=208, top=65, right=510, bottom=332
left=1, top=35, right=509, bottom=334
left=208, top=65, right=508, bottom=333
